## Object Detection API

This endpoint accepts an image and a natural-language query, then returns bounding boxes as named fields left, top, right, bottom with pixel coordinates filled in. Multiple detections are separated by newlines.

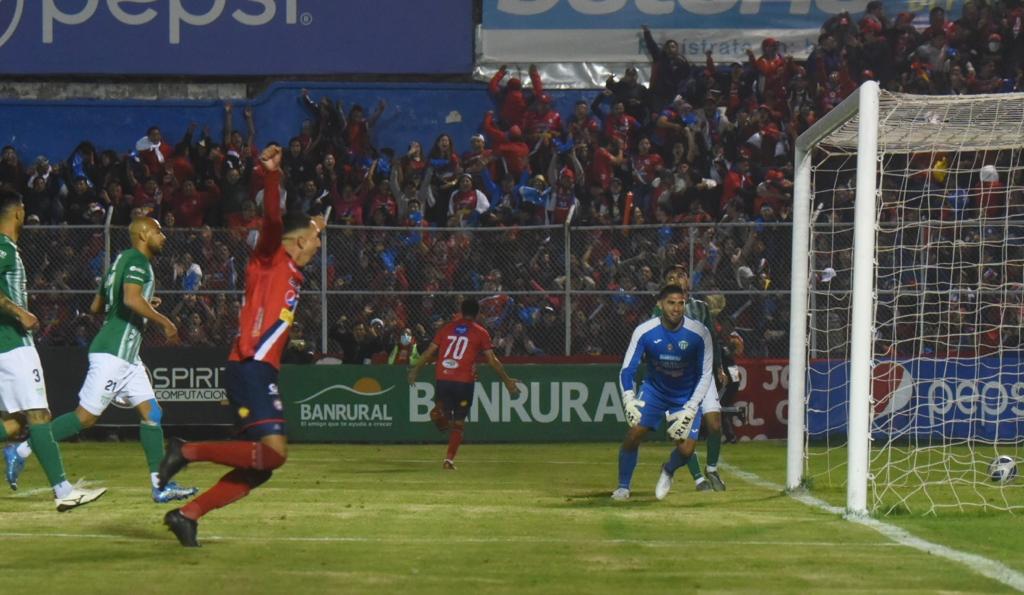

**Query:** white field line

left=0, top=531, right=895, bottom=549
left=723, top=463, right=1024, bottom=593
left=6, top=479, right=103, bottom=499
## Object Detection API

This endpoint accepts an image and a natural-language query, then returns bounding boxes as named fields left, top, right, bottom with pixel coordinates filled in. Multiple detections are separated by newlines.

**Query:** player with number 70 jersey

left=407, top=298, right=518, bottom=469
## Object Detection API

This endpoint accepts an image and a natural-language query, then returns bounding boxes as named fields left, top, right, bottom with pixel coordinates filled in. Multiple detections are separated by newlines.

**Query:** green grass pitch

left=1, top=440, right=1022, bottom=594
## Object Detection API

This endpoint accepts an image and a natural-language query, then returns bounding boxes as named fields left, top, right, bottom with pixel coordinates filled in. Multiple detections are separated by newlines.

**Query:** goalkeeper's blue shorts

left=637, top=383, right=703, bottom=439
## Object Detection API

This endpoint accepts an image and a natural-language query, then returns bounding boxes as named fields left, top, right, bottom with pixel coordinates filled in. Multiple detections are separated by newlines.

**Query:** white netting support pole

left=786, top=145, right=812, bottom=491
left=846, top=81, right=881, bottom=517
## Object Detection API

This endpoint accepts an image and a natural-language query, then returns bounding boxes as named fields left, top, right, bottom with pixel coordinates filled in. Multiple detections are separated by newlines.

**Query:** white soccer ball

left=988, top=455, right=1018, bottom=484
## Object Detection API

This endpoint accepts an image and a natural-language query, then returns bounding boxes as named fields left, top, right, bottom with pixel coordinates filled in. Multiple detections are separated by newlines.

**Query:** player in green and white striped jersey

left=5, top=217, right=197, bottom=503
left=0, top=192, right=106, bottom=511
left=650, top=265, right=728, bottom=496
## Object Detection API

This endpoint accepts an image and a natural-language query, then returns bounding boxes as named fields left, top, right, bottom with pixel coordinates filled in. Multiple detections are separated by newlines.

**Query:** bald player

left=4, top=216, right=198, bottom=503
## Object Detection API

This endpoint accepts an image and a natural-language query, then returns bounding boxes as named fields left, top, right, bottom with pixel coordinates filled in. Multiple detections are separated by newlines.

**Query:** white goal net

left=788, top=83, right=1024, bottom=515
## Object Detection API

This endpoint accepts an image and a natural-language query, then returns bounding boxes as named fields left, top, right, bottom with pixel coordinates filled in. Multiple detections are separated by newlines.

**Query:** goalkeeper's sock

left=669, top=447, right=693, bottom=477
left=445, top=427, right=464, bottom=461
left=181, top=441, right=285, bottom=471
left=706, top=431, right=722, bottom=469
left=181, top=468, right=271, bottom=521
left=617, top=447, right=639, bottom=489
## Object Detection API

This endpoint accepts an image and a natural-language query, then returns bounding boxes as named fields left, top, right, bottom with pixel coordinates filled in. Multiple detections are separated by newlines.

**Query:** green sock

left=28, top=423, right=67, bottom=487
left=50, top=412, right=84, bottom=442
left=139, top=423, right=164, bottom=474
left=707, top=431, right=722, bottom=469
left=686, top=450, right=704, bottom=481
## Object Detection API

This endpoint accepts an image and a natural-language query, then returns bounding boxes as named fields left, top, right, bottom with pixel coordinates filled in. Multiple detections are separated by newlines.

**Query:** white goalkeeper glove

left=622, top=389, right=645, bottom=427
left=666, top=404, right=699, bottom=441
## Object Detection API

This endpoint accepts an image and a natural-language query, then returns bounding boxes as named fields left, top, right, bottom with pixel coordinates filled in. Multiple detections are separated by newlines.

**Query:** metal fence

left=22, top=220, right=795, bottom=359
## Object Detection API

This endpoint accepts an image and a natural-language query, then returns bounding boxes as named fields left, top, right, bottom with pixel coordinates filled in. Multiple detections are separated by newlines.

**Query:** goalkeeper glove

left=666, top=404, right=698, bottom=440
left=622, top=390, right=645, bottom=427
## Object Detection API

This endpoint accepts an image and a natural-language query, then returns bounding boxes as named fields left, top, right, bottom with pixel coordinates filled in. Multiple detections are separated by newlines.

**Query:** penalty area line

left=723, top=463, right=1024, bottom=593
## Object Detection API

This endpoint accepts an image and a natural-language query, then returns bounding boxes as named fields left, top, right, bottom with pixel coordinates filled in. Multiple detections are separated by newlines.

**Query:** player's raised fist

left=259, top=145, right=283, bottom=172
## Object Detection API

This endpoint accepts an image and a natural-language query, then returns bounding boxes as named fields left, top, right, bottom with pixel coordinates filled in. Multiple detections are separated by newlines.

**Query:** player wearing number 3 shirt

left=408, top=298, right=519, bottom=469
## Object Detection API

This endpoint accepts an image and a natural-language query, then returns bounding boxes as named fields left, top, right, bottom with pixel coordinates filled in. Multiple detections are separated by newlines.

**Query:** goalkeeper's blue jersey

left=619, top=316, right=713, bottom=406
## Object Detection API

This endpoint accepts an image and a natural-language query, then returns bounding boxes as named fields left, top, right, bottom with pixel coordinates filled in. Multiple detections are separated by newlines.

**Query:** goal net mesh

left=804, top=90, right=1024, bottom=514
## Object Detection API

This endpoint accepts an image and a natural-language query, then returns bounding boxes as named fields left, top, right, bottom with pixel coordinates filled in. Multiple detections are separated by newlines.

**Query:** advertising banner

left=0, top=1, right=472, bottom=75
left=807, top=358, right=1024, bottom=441
left=480, top=0, right=956, bottom=64
left=282, top=360, right=793, bottom=443
left=39, top=347, right=233, bottom=427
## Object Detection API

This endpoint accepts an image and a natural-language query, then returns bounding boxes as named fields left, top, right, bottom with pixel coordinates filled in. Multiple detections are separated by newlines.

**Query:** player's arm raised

left=254, top=143, right=284, bottom=258
left=407, top=342, right=438, bottom=385
left=123, top=283, right=177, bottom=341
left=483, top=349, right=519, bottom=395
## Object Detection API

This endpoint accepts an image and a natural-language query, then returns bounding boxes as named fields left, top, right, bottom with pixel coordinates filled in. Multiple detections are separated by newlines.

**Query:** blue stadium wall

left=0, top=82, right=595, bottom=163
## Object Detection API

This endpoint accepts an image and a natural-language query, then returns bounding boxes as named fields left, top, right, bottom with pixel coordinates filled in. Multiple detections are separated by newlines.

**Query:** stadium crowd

left=3, top=2, right=1023, bottom=360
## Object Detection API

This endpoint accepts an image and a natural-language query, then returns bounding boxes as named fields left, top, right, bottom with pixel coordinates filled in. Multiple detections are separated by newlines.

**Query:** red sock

left=446, top=427, right=464, bottom=461
left=181, top=468, right=269, bottom=520
left=181, top=441, right=285, bottom=470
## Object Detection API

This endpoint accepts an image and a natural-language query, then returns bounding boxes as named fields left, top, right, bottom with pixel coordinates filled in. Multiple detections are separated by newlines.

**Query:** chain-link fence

left=22, top=221, right=795, bottom=359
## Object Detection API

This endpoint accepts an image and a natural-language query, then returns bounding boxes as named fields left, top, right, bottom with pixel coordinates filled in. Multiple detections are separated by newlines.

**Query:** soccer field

left=1, top=441, right=1022, bottom=594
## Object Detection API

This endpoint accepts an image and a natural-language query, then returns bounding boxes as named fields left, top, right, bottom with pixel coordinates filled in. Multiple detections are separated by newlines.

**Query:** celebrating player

left=4, top=217, right=197, bottom=503
left=654, top=265, right=727, bottom=492
left=613, top=284, right=713, bottom=501
left=157, top=143, right=324, bottom=547
left=407, top=298, right=519, bottom=469
left=0, top=191, right=106, bottom=511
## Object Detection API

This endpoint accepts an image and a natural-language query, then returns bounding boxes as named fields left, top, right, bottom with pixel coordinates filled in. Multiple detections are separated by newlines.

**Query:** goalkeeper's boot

left=4, top=444, right=25, bottom=491
left=695, top=478, right=713, bottom=492
left=610, top=487, right=630, bottom=501
left=654, top=465, right=674, bottom=500
left=153, top=481, right=199, bottom=503
left=706, top=469, right=726, bottom=492
left=157, top=438, right=189, bottom=490
left=56, top=486, right=107, bottom=512
left=164, top=508, right=200, bottom=547
left=442, top=459, right=457, bottom=470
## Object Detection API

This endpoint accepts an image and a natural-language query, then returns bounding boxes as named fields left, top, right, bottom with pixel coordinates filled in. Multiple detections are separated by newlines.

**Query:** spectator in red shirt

left=482, top=111, right=531, bottom=180
left=407, top=298, right=519, bottom=470
left=342, top=99, right=386, bottom=160
left=135, top=126, right=174, bottom=177
left=169, top=179, right=221, bottom=228
left=488, top=64, right=543, bottom=129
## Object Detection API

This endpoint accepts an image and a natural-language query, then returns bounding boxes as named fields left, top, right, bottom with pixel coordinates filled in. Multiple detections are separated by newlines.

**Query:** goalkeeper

left=612, top=284, right=714, bottom=501
left=656, top=265, right=728, bottom=492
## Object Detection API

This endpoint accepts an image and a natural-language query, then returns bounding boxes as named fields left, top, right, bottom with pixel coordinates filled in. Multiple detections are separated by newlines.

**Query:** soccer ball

left=988, top=455, right=1018, bottom=484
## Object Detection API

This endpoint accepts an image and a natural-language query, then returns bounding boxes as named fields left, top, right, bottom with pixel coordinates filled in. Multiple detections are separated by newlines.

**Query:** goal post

left=788, top=82, right=1024, bottom=515
left=788, top=81, right=881, bottom=515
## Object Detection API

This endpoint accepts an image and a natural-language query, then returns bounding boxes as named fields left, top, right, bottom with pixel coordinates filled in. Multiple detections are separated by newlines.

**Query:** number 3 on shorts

left=32, top=369, right=40, bottom=382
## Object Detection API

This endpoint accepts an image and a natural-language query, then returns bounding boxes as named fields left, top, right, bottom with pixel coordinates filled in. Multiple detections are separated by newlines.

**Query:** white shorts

left=0, top=346, right=48, bottom=413
left=700, top=378, right=722, bottom=414
left=78, top=353, right=156, bottom=416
